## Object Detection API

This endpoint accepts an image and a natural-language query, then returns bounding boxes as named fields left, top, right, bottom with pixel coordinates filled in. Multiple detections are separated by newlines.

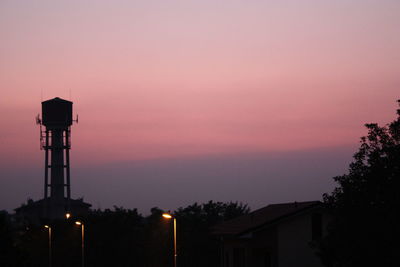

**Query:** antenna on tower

left=36, top=114, right=44, bottom=150
left=36, top=114, right=41, bottom=125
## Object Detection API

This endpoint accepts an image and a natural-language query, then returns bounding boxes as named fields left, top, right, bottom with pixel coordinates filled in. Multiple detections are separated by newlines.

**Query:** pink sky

left=0, top=0, right=399, bottom=212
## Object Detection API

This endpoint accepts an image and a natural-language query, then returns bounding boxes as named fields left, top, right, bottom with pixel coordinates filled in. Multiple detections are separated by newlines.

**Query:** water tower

left=36, top=97, right=74, bottom=218
left=15, top=97, right=90, bottom=223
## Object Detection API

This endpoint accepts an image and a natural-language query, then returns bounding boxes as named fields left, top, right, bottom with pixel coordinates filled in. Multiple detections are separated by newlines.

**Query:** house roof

left=212, top=201, right=321, bottom=236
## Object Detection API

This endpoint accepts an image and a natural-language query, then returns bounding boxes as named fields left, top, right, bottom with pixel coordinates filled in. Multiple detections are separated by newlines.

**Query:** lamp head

left=162, top=213, right=173, bottom=219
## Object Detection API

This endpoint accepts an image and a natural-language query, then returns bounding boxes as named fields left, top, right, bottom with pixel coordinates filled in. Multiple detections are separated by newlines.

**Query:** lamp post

left=65, top=213, right=71, bottom=219
left=75, top=221, right=85, bottom=267
left=44, top=225, right=52, bottom=267
left=162, top=213, right=177, bottom=267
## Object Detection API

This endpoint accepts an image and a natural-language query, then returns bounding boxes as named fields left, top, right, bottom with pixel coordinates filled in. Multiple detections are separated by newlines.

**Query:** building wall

left=222, top=227, right=278, bottom=267
left=277, top=212, right=325, bottom=267
left=220, top=208, right=330, bottom=267
left=250, top=227, right=278, bottom=267
left=222, top=238, right=250, bottom=267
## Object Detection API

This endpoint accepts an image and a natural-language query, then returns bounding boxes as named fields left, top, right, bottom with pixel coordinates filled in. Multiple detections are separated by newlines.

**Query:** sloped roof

left=42, top=97, right=72, bottom=104
left=213, top=201, right=321, bottom=236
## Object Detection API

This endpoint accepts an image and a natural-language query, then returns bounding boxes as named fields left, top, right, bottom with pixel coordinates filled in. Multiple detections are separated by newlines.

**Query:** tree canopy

left=1, top=201, right=249, bottom=267
left=318, top=100, right=400, bottom=266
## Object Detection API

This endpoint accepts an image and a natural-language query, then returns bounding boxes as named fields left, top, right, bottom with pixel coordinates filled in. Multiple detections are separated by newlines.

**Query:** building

left=15, top=97, right=91, bottom=224
left=213, top=201, right=328, bottom=267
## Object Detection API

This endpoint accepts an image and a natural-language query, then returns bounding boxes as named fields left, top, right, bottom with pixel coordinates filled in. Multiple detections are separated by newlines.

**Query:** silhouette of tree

left=174, top=201, right=249, bottom=267
left=0, top=211, right=22, bottom=266
left=4, top=201, right=248, bottom=266
left=317, top=100, right=400, bottom=266
left=85, top=206, right=144, bottom=267
left=143, top=207, right=172, bottom=267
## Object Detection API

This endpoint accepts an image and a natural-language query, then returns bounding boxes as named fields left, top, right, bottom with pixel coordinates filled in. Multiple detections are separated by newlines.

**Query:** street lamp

left=75, top=221, right=85, bottom=267
left=162, top=213, right=177, bottom=267
left=65, top=213, right=71, bottom=219
left=44, top=225, right=52, bottom=267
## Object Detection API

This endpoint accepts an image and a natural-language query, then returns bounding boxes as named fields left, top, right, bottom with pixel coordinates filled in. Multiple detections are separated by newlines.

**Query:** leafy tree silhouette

left=0, top=212, right=23, bottom=266
left=174, top=201, right=249, bottom=267
left=317, top=100, right=400, bottom=267
left=6, top=201, right=248, bottom=267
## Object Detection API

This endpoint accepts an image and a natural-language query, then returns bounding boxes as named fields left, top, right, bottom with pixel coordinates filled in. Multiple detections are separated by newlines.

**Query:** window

left=225, top=251, right=230, bottom=267
left=311, top=213, right=322, bottom=240
left=233, top=247, right=246, bottom=267
left=264, top=252, right=271, bottom=267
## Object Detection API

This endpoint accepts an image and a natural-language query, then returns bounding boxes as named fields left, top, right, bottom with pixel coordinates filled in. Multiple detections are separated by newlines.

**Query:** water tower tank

left=42, top=97, right=73, bottom=127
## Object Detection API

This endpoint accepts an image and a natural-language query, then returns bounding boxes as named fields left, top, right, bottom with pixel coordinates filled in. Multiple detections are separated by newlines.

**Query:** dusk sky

left=1, top=0, right=399, bottom=214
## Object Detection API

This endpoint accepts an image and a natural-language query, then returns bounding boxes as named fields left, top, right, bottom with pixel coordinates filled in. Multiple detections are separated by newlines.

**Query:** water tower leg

left=44, top=130, right=49, bottom=199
